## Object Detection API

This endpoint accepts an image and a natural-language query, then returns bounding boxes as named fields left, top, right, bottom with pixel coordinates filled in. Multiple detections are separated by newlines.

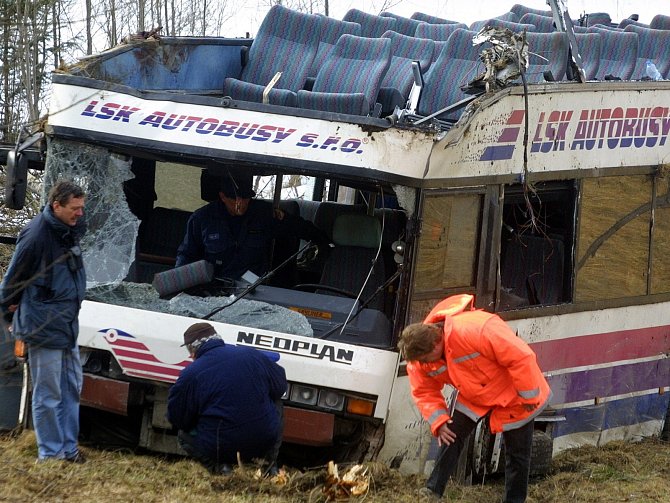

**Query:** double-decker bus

left=2, top=1, right=668, bottom=479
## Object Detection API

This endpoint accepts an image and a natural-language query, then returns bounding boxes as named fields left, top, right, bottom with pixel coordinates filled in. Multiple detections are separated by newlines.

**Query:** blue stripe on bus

left=479, top=145, right=515, bottom=161
left=552, top=393, right=670, bottom=437
left=546, top=357, right=670, bottom=405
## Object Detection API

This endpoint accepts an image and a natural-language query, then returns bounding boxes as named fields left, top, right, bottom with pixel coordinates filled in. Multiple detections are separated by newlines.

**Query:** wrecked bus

left=2, top=1, right=669, bottom=479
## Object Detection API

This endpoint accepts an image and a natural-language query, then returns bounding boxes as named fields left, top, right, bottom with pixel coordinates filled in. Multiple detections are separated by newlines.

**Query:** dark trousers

left=178, top=400, right=284, bottom=474
left=426, top=410, right=534, bottom=503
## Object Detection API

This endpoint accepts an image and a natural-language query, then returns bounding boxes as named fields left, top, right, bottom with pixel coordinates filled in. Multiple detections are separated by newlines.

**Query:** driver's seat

left=317, top=213, right=386, bottom=310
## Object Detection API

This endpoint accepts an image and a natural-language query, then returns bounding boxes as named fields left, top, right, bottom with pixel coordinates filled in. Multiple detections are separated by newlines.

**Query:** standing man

left=0, top=180, right=87, bottom=463
left=397, top=294, right=551, bottom=503
left=167, top=322, right=287, bottom=475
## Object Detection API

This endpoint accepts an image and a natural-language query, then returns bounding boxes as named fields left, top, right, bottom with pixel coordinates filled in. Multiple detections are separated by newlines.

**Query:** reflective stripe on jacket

left=407, top=294, right=552, bottom=435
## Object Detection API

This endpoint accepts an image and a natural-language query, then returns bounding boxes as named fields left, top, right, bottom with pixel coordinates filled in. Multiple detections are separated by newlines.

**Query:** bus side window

left=499, top=182, right=576, bottom=310
left=409, top=191, right=483, bottom=323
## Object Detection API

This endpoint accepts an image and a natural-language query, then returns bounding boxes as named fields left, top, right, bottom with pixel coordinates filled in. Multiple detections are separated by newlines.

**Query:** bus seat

left=623, top=24, right=670, bottom=79
left=222, top=4, right=320, bottom=107
left=618, top=18, right=649, bottom=30
left=295, top=199, right=320, bottom=223
left=650, top=14, right=670, bottom=31
left=510, top=4, right=552, bottom=19
left=587, top=26, right=638, bottom=80
left=131, top=207, right=192, bottom=283
left=378, top=30, right=435, bottom=114
left=307, top=16, right=362, bottom=81
left=313, top=202, right=366, bottom=242
left=343, top=8, right=396, bottom=38
left=379, top=12, right=423, bottom=37
left=585, top=12, right=612, bottom=27
left=415, top=22, right=468, bottom=42
left=524, top=31, right=569, bottom=82
left=269, top=199, right=302, bottom=286
left=416, top=28, right=480, bottom=123
left=410, top=12, right=463, bottom=25
left=574, top=32, right=602, bottom=80
left=318, top=213, right=386, bottom=311
left=501, top=234, right=565, bottom=307
left=297, top=35, right=392, bottom=116
left=518, top=12, right=556, bottom=32
left=470, top=18, right=537, bottom=33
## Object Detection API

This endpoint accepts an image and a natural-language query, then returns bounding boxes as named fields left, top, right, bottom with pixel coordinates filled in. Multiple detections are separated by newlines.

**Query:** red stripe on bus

left=116, top=358, right=183, bottom=378
left=530, top=325, right=670, bottom=372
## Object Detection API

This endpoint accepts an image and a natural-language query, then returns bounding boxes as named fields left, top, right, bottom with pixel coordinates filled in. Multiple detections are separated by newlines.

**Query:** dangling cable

left=339, top=186, right=386, bottom=334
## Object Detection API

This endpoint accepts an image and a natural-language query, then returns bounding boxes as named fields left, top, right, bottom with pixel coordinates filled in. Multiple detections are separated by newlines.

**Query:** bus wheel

left=469, top=420, right=498, bottom=482
left=529, top=430, right=553, bottom=477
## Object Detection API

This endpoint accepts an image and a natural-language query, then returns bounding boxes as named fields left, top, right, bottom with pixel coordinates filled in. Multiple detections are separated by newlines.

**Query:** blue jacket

left=167, top=339, right=287, bottom=463
left=176, top=199, right=326, bottom=279
left=0, top=205, right=86, bottom=349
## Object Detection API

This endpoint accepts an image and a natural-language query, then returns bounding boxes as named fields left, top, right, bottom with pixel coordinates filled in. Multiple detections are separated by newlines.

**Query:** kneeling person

left=167, top=322, right=287, bottom=474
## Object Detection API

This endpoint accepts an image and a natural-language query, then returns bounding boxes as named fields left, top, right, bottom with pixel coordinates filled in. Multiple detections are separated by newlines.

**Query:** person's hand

left=8, top=304, right=17, bottom=313
left=437, top=421, right=457, bottom=446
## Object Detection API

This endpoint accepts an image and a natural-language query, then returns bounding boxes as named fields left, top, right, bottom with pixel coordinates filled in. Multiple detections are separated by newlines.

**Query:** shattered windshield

left=44, top=138, right=313, bottom=336
left=44, top=138, right=140, bottom=287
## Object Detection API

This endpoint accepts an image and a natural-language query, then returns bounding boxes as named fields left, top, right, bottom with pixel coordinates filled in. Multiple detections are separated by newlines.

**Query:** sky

left=222, top=1, right=663, bottom=37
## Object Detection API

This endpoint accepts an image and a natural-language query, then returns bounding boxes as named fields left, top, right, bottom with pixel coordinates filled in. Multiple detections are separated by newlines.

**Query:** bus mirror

left=5, top=149, right=28, bottom=210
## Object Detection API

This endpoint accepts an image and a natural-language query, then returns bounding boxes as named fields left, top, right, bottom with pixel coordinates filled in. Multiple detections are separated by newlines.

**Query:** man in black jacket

left=167, top=322, right=287, bottom=475
left=0, top=180, right=87, bottom=463
left=176, top=172, right=328, bottom=281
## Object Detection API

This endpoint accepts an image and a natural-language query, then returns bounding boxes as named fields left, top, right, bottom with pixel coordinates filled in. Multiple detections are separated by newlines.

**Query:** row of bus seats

left=221, top=4, right=669, bottom=123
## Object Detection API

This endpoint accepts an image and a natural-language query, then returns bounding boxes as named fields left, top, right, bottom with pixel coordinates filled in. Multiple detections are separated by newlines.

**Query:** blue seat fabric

left=519, top=12, right=556, bottom=32
left=573, top=32, right=601, bottom=80
left=222, top=5, right=320, bottom=106
left=410, top=12, right=461, bottom=25
left=470, top=18, right=537, bottom=33
left=343, top=9, right=396, bottom=38
left=523, top=31, right=569, bottom=83
left=379, top=30, right=435, bottom=101
left=415, top=22, right=468, bottom=41
left=380, top=11, right=423, bottom=37
left=309, top=16, right=362, bottom=78
left=624, top=24, right=670, bottom=79
left=297, top=35, right=392, bottom=116
left=416, top=29, right=481, bottom=122
left=587, top=26, right=637, bottom=80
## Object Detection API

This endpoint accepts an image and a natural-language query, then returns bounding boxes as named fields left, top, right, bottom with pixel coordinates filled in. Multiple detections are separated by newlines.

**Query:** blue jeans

left=29, top=346, right=82, bottom=459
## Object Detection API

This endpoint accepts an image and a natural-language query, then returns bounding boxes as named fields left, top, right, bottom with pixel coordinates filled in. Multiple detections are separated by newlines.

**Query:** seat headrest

left=332, top=214, right=382, bottom=248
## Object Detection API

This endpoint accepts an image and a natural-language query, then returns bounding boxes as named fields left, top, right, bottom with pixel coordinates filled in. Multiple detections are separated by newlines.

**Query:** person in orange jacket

left=398, top=294, right=552, bottom=503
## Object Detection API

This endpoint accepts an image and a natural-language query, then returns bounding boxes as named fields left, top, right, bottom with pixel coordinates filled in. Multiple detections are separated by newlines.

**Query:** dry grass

left=1, top=431, right=669, bottom=503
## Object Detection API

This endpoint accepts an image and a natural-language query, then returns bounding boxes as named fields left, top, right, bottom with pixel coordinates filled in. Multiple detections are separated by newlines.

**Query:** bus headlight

left=317, top=390, right=345, bottom=411
left=290, top=384, right=318, bottom=405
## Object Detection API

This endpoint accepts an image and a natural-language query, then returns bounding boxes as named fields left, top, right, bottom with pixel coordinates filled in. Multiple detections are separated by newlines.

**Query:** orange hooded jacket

left=406, top=294, right=552, bottom=435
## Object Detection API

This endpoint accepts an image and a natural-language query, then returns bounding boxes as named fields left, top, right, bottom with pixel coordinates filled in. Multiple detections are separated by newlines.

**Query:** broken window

left=500, top=182, right=575, bottom=309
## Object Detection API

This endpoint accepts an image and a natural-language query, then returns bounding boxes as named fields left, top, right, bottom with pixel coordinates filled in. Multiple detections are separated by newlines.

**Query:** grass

left=1, top=431, right=669, bottom=502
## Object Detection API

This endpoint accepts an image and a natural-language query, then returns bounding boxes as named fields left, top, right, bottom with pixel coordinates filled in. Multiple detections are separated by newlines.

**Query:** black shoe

left=64, top=452, right=87, bottom=464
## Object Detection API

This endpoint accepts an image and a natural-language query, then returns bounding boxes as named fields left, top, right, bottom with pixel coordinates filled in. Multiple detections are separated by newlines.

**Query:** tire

left=529, top=430, right=553, bottom=477
left=469, top=420, right=499, bottom=482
